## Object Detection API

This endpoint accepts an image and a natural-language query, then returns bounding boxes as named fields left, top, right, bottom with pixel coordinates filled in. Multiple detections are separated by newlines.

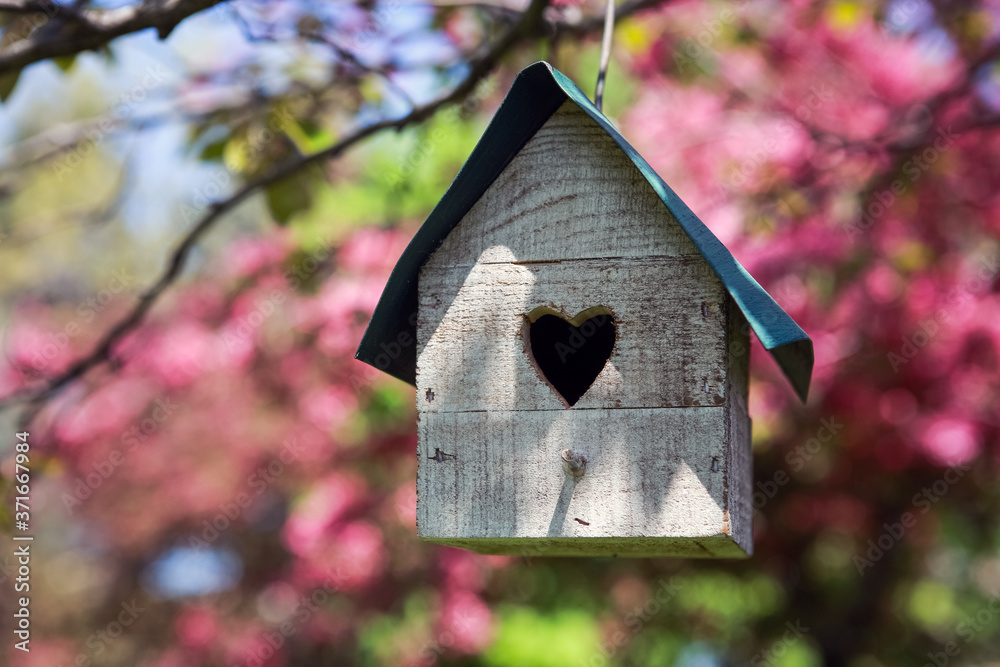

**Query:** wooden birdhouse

left=356, top=62, right=813, bottom=558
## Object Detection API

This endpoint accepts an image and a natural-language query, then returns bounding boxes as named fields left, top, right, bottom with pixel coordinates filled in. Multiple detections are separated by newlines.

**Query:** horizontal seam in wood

left=417, top=406, right=730, bottom=413
left=425, top=254, right=707, bottom=269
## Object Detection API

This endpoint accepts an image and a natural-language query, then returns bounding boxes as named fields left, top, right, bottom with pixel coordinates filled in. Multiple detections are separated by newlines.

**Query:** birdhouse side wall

left=724, top=296, right=752, bottom=554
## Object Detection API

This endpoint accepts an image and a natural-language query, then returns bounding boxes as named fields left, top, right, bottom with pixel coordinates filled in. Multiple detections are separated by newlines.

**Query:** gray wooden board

left=416, top=407, right=750, bottom=557
left=417, top=258, right=730, bottom=412
left=423, top=102, right=701, bottom=266
left=726, top=298, right=753, bottom=552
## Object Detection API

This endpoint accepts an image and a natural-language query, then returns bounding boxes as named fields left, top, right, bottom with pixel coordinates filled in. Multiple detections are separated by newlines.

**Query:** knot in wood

left=561, top=448, right=587, bottom=478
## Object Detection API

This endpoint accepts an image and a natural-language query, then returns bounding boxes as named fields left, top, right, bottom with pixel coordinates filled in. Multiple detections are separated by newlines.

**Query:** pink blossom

left=865, top=264, right=904, bottom=303
left=436, top=591, right=494, bottom=654
left=217, top=320, right=257, bottom=370
left=224, top=236, right=289, bottom=278
left=275, top=426, right=334, bottom=463
left=283, top=473, right=365, bottom=554
left=303, top=521, right=386, bottom=591
left=0, top=359, right=27, bottom=397
left=317, top=320, right=358, bottom=357
left=918, top=417, right=980, bottom=465
left=440, top=549, right=486, bottom=593
left=175, top=605, right=219, bottom=648
left=224, top=630, right=287, bottom=667
left=55, top=378, right=154, bottom=446
left=338, top=227, right=408, bottom=274
left=389, top=482, right=417, bottom=527
left=6, top=321, right=75, bottom=375
left=299, top=386, right=357, bottom=430
left=141, top=323, right=218, bottom=387
left=146, top=648, right=198, bottom=667
left=879, top=389, right=918, bottom=426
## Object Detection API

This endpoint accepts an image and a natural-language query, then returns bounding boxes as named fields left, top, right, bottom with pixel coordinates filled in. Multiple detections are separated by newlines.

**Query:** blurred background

left=1, top=0, right=999, bottom=665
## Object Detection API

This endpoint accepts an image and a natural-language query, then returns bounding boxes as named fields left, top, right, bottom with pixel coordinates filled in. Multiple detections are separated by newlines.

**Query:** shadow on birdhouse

left=356, top=62, right=813, bottom=558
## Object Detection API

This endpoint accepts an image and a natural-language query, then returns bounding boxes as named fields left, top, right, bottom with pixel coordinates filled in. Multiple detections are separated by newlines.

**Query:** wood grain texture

left=724, top=297, right=752, bottom=555
left=423, top=101, right=700, bottom=270
left=414, top=97, right=753, bottom=557
left=417, top=258, right=729, bottom=412
left=416, top=407, right=748, bottom=557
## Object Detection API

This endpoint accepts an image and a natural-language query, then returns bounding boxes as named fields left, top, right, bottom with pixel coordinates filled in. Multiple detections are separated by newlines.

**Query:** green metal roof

left=355, top=62, right=813, bottom=402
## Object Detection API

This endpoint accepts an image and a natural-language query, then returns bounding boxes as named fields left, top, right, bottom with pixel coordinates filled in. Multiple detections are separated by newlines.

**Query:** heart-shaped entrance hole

left=525, top=306, right=616, bottom=406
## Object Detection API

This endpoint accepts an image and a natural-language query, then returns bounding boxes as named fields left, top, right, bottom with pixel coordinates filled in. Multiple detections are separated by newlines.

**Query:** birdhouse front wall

left=415, top=101, right=752, bottom=557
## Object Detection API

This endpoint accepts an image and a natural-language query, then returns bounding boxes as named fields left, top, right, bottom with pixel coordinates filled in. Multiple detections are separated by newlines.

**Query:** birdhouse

left=356, top=62, right=813, bottom=558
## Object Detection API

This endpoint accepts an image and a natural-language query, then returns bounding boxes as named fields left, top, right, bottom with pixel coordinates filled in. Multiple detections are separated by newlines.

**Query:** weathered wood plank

left=424, top=101, right=700, bottom=270
left=413, top=93, right=754, bottom=558
left=417, top=257, right=729, bottom=412
left=428, top=536, right=745, bottom=558
left=416, top=407, right=749, bottom=558
left=725, top=297, right=752, bottom=555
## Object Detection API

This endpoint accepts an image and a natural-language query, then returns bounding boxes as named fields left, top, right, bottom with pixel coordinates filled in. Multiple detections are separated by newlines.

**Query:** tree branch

left=0, top=0, right=228, bottom=76
left=0, top=1, right=77, bottom=17
left=2, top=0, right=675, bottom=424
left=0, top=0, right=663, bottom=78
left=0, top=0, right=558, bottom=417
left=554, top=0, right=663, bottom=34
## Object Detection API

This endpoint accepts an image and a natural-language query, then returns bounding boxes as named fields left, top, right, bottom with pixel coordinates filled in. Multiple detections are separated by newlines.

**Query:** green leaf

left=198, top=137, right=228, bottom=162
left=484, top=607, right=599, bottom=667
left=265, top=177, right=314, bottom=225
left=274, top=108, right=332, bottom=154
left=0, top=69, right=21, bottom=103
left=223, top=135, right=250, bottom=172
left=53, top=55, right=77, bottom=73
left=297, top=118, right=324, bottom=138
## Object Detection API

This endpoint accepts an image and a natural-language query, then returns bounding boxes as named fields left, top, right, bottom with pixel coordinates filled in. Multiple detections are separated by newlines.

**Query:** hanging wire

left=594, top=0, right=616, bottom=112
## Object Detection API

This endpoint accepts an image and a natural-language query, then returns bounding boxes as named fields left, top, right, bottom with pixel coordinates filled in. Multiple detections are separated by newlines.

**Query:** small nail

left=561, top=448, right=587, bottom=478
